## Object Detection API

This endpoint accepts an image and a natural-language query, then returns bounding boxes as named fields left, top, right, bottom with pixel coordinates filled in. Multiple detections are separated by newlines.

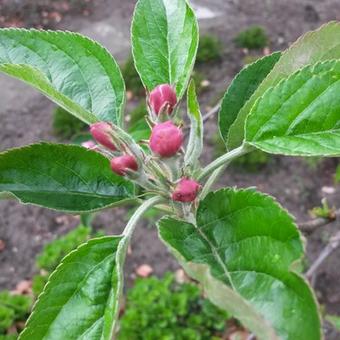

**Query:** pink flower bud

left=172, top=178, right=201, bottom=203
left=110, top=155, right=138, bottom=176
left=81, top=140, right=97, bottom=150
left=149, top=84, right=177, bottom=115
left=149, top=121, right=183, bottom=158
left=90, top=122, right=116, bottom=151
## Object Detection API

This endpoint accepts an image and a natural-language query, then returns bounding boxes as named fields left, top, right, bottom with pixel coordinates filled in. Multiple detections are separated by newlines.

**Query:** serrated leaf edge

left=226, top=21, right=340, bottom=150
left=130, top=0, right=199, bottom=99
left=0, top=28, right=126, bottom=126
left=244, top=59, right=340, bottom=156
left=19, top=235, right=123, bottom=340
left=0, top=142, right=136, bottom=213
left=220, top=52, right=281, bottom=148
left=158, top=187, right=323, bottom=339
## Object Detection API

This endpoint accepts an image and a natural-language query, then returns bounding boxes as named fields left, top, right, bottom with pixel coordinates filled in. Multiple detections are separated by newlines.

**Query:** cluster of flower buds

left=90, top=122, right=139, bottom=176
left=148, top=84, right=200, bottom=202
left=148, top=84, right=183, bottom=158
left=87, top=83, right=201, bottom=204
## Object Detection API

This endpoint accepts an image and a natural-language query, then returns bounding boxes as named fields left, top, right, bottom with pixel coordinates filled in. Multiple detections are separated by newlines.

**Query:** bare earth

left=1, top=0, right=340, bottom=338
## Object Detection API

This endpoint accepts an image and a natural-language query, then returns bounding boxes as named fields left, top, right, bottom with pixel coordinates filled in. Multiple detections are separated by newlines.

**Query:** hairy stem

left=155, top=204, right=175, bottom=214
left=200, top=164, right=228, bottom=199
left=299, top=209, right=340, bottom=233
left=198, top=144, right=251, bottom=181
left=112, top=195, right=164, bottom=338
left=123, top=196, right=164, bottom=239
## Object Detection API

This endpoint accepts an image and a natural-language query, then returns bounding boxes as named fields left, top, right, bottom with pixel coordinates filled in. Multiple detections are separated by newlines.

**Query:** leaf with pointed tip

left=131, top=0, right=198, bottom=99
left=184, top=80, right=203, bottom=168
left=228, top=21, right=340, bottom=150
left=0, top=28, right=125, bottom=125
left=19, top=236, right=123, bottom=340
left=218, top=52, right=281, bottom=147
left=0, top=143, right=134, bottom=213
left=246, top=60, right=340, bottom=156
left=158, top=188, right=321, bottom=340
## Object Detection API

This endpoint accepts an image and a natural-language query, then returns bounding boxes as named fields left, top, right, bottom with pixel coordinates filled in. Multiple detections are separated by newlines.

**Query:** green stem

left=154, top=204, right=175, bottom=214
left=162, top=156, right=180, bottom=181
left=111, top=195, right=164, bottom=338
left=134, top=171, right=162, bottom=193
left=198, top=144, right=251, bottom=181
left=200, top=164, right=227, bottom=200
left=123, top=195, right=164, bottom=238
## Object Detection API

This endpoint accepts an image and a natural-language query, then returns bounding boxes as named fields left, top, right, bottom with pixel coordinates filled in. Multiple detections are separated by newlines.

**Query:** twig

left=306, top=228, right=340, bottom=279
left=184, top=102, right=221, bottom=133
left=202, top=101, right=221, bottom=122
left=298, top=209, right=340, bottom=234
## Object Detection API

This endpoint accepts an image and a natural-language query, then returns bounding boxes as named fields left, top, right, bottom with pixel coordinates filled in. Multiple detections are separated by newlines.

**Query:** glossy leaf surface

left=20, top=237, right=123, bottom=340
left=131, top=0, right=198, bottom=98
left=228, top=21, right=340, bottom=149
left=0, top=29, right=125, bottom=125
left=0, top=143, right=134, bottom=213
left=159, top=188, right=321, bottom=340
left=246, top=60, right=340, bottom=156
left=218, top=52, right=281, bottom=147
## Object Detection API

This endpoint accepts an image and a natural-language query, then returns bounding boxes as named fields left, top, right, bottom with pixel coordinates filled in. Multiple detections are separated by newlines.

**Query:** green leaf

left=228, top=21, right=340, bottom=150
left=0, top=143, right=134, bottom=213
left=184, top=80, right=203, bottom=168
left=158, top=188, right=321, bottom=340
left=0, top=29, right=125, bottom=125
left=219, top=52, right=281, bottom=147
left=246, top=60, right=340, bottom=156
left=19, top=236, right=123, bottom=340
left=131, top=0, right=199, bottom=99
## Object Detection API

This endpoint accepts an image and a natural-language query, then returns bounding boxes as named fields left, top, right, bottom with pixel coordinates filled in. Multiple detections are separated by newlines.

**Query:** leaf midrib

left=1, top=32, right=95, bottom=113
left=1, top=189, right=127, bottom=199
left=196, top=224, right=300, bottom=284
left=251, top=73, right=340, bottom=141
left=195, top=223, right=235, bottom=288
left=163, top=0, right=172, bottom=85
left=35, top=252, right=114, bottom=338
left=252, top=128, right=340, bottom=145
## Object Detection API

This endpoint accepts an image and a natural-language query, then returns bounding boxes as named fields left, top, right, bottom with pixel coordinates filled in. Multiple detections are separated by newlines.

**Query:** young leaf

left=19, top=236, right=123, bottom=340
left=0, top=143, right=134, bottom=213
left=0, top=29, right=125, bottom=125
left=218, top=52, right=281, bottom=147
left=228, top=21, right=340, bottom=150
left=246, top=60, right=340, bottom=156
left=158, top=188, right=321, bottom=340
left=131, top=0, right=199, bottom=99
left=184, top=80, right=203, bottom=168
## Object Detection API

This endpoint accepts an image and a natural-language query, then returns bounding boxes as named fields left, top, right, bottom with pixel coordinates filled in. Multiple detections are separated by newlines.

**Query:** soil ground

left=1, top=0, right=340, bottom=338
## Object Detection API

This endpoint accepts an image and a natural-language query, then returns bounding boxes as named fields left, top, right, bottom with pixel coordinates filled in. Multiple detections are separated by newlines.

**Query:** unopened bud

left=110, top=155, right=138, bottom=176
left=149, top=84, right=177, bottom=115
left=81, top=140, right=97, bottom=150
left=150, top=121, right=183, bottom=158
left=172, top=178, right=201, bottom=203
left=90, top=122, right=116, bottom=151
